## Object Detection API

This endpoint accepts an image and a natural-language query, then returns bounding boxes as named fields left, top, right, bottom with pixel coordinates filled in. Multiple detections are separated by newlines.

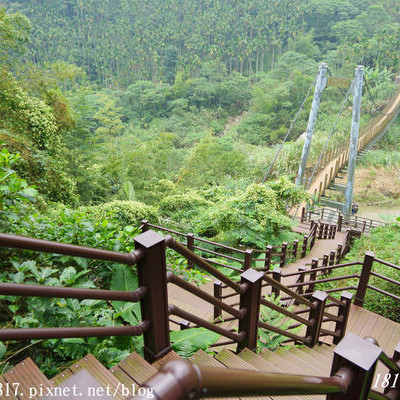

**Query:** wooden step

left=238, top=348, right=303, bottom=400
left=214, top=349, right=272, bottom=400
left=288, top=347, right=332, bottom=375
left=286, top=347, right=331, bottom=376
left=260, top=349, right=324, bottom=400
left=275, top=348, right=327, bottom=377
left=47, top=354, right=125, bottom=400
left=109, top=351, right=157, bottom=387
left=151, top=350, right=181, bottom=370
left=2, top=357, right=54, bottom=400
left=190, top=350, right=239, bottom=400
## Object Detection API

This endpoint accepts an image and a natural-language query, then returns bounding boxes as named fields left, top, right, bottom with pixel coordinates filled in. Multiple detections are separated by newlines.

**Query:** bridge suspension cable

left=363, top=76, right=392, bottom=116
left=261, top=74, right=318, bottom=184
left=305, top=78, right=355, bottom=190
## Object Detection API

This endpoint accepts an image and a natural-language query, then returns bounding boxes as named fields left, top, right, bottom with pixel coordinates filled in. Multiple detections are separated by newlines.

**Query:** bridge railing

left=302, top=206, right=387, bottom=233
left=304, top=85, right=400, bottom=199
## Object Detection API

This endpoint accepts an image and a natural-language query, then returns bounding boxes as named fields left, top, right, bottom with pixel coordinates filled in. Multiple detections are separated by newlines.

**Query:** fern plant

left=257, top=295, right=302, bottom=351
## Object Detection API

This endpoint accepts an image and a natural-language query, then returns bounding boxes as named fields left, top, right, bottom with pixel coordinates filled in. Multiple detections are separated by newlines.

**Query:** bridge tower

left=296, top=63, right=328, bottom=186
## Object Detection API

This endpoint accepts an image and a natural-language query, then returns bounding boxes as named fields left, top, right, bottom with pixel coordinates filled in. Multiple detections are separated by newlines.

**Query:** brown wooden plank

left=275, top=348, right=328, bottom=377
left=151, top=350, right=180, bottom=370
left=3, top=357, right=53, bottom=400
left=348, top=307, right=371, bottom=336
left=260, top=350, right=325, bottom=400
left=190, top=350, right=239, bottom=400
left=215, top=349, right=273, bottom=400
left=113, top=352, right=157, bottom=386
left=0, top=376, right=18, bottom=400
left=61, top=354, right=125, bottom=400
left=50, top=368, right=75, bottom=386
left=238, top=348, right=304, bottom=400
left=190, top=349, right=226, bottom=368
left=288, top=347, right=332, bottom=376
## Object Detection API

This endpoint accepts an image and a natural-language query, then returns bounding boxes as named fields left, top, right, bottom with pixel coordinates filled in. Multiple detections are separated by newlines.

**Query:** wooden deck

left=347, top=304, right=400, bottom=355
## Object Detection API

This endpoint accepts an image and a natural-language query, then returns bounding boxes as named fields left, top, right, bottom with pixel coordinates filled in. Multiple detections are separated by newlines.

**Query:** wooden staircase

left=3, top=334, right=397, bottom=400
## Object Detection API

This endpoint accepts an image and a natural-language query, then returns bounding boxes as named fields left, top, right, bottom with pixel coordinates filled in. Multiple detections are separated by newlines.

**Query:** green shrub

left=82, top=200, right=157, bottom=227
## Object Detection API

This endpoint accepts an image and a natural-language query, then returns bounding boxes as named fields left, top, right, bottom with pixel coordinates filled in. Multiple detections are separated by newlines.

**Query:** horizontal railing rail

left=0, top=232, right=144, bottom=264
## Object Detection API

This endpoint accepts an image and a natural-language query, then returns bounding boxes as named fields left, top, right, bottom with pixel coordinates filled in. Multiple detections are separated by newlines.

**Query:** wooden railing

left=136, top=333, right=400, bottom=400
left=302, top=207, right=388, bottom=233
left=278, top=251, right=400, bottom=314
left=0, top=229, right=352, bottom=362
left=0, top=230, right=398, bottom=371
left=143, top=218, right=335, bottom=274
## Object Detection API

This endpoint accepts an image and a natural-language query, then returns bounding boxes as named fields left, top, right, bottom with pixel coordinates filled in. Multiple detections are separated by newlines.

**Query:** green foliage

left=159, top=192, right=213, bottom=223
left=316, top=224, right=400, bottom=322
left=195, top=183, right=298, bottom=248
left=257, top=295, right=301, bottom=351
left=0, top=147, right=37, bottom=230
left=82, top=200, right=157, bottom=227
left=170, top=328, right=220, bottom=358
left=177, top=135, right=248, bottom=187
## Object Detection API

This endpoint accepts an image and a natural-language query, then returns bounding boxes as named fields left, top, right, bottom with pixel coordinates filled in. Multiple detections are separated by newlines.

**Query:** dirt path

left=218, top=111, right=247, bottom=136
left=357, top=206, right=400, bottom=223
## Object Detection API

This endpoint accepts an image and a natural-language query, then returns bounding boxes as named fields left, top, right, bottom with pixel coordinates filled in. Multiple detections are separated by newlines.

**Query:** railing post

left=355, top=251, right=375, bottom=307
left=336, top=245, right=343, bottom=263
left=322, top=254, right=329, bottom=275
left=333, top=291, right=353, bottom=345
left=237, top=268, right=264, bottom=352
left=307, top=258, right=319, bottom=293
left=272, top=268, right=282, bottom=298
left=141, top=219, right=149, bottom=232
left=321, top=208, right=325, bottom=220
left=385, top=341, right=400, bottom=395
left=292, top=239, right=299, bottom=261
left=329, top=250, right=335, bottom=269
left=213, top=280, right=223, bottom=320
left=264, top=245, right=273, bottom=270
left=301, top=207, right=306, bottom=223
left=135, top=230, right=171, bottom=363
left=301, top=235, right=308, bottom=258
left=318, top=223, right=324, bottom=239
left=323, top=223, right=329, bottom=239
left=294, top=266, right=306, bottom=305
left=310, top=221, right=317, bottom=249
left=362, top=221, right=366, bottom=233
left=179, top=319, right=190, bottom=330
left=305, top=290, right=328, bottom=347
left=327, top=333, right=382, bottom=400
left=244, top=249, right=253, bottom=271
left=280, top=242, right=288, bottom=268
left=187, top=233, right=195, bottom=269
left=338, top=214, right=343, bottom=232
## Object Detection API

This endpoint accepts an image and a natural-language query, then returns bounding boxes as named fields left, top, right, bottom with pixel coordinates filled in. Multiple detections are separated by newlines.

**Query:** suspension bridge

left=263, top=63, right=400, bottom=217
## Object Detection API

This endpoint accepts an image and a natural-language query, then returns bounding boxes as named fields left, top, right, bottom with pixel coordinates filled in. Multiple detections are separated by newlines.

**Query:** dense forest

left=0, top=0, right=399, bottom=375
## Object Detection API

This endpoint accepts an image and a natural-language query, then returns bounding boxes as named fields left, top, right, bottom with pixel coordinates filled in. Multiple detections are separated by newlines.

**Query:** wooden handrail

left=166, top=235, right=245, bottom=294
left=135, top=359, right=354, bottom=400
left=0, top=282, right=148, bottom=302
left=168, top=304, right=245, bottom=343
left=263, top=274, right=316, bottom=308
left=0, top=232, right=144, bottom=264
left=167, top=272, right=246, bottom=320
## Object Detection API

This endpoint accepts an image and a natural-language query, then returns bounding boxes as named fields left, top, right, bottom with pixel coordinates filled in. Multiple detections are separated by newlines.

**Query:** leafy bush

left=82, top=200, right=157, bottom=227
left=159, top=192, right=213, bottom=222
left=196, top=183, right=296, bottom=248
